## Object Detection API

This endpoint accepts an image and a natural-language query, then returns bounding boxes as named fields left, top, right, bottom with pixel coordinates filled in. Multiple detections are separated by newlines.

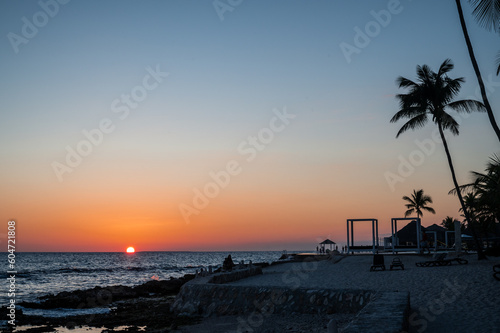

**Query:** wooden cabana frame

left=391, top=217, right=421, bottom=253
left=346, top=218, right=379, bottom=254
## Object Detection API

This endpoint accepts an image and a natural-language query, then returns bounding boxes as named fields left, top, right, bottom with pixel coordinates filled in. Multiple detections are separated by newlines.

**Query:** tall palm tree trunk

left=438, top=123, right=487, bottom=259
left=417, top=212, right=422, bottom=252
left=455, top=0, right=500, bottom=143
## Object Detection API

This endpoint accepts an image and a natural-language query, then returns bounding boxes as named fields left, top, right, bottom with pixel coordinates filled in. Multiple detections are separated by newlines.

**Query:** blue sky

left=0, top=0, right=499, bottom=251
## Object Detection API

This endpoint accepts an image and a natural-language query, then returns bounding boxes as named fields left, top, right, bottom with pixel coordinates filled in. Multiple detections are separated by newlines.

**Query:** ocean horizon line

left=0, top=249, right=305, bottom=254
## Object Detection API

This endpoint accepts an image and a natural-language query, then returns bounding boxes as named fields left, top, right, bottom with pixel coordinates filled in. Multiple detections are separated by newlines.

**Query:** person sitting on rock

left=223, top=254, right=235, bottom=271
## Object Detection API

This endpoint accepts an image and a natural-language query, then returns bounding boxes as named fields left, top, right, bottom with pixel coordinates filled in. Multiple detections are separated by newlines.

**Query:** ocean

left=1, top=251, right=282, bottom=306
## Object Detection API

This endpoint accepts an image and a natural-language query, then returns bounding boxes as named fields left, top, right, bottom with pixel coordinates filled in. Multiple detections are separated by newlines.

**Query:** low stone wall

left=208, top=267, right=262, bottom=284
left=172, top=284, right=374, bottom=317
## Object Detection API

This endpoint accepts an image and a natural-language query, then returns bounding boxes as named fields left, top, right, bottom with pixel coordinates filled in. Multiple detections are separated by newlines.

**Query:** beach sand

left=179, top=254, right=500, bottom=333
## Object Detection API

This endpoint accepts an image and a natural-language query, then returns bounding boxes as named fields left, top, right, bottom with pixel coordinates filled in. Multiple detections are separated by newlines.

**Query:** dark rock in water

left=15, top=296, right=200, bottom=331
left=134, top=278, right=185, bottom=295
left=22, top=285, right=136, bottom=309
left=21, top=274, right=196, bottom=310
left=254, top=262, right=270, bottom=268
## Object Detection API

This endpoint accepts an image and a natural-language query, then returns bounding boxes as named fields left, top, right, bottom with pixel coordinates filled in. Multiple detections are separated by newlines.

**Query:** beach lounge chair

left=494, top=264, right=500, bottom=281
left=390, top=257, right=404, bottom=270
left=370, top=254, right=386, bottom=271
left=415, top=253, right=468, bottom=267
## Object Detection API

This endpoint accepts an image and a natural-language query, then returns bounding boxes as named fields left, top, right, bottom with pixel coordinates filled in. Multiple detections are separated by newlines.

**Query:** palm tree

left=468, top=154, right=500, bottom=223
left=460, top=192, right=480, bottom=225
left=391, top=58, right=487, bottom=259
left=402, top=189, right=436, bottom=220
left=450, top=154, right=500, bottom=224
left=441, top=216, right=464, bottom=231
left=459, top=192, right=496, bottom=248
left=455, top=0, right=500, bottom=142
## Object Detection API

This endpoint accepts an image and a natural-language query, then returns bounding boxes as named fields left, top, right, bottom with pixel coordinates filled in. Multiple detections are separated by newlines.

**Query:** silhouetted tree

left=467, top=154, right=500, bottom=223
left=441, top=216, right=465, bottom=231
left=455, top=0, right=500, bottom=142
left=403, top=189, right=436, bottom=220
left=391, top=59, right=487, bottom=259
left=450, top=154, right=500, bottom=244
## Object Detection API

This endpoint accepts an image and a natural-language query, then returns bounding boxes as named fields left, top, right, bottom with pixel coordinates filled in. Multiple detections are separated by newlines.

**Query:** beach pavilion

left=319, top=239, right=336, bottom=252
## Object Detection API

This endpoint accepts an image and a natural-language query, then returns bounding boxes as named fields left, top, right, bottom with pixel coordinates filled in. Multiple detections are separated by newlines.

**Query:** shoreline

left=1, top=274, right=198, bottom=332
left=1, top=260, right=274, bottom=332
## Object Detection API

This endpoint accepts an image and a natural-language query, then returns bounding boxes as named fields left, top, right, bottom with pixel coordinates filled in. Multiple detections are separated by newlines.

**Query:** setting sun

left=126, top=247, right=135, bottom=253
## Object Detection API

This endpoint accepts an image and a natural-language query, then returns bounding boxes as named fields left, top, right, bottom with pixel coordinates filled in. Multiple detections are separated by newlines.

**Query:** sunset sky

left=1, top=0, right=499, bottom=252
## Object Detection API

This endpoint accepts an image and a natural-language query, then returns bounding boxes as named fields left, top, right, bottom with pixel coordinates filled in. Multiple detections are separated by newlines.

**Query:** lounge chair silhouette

left=390, top=257, right=404, bottom=270
left=370, top=254, right=386, bottom=271
left=416, top=253, right=468, bottom=267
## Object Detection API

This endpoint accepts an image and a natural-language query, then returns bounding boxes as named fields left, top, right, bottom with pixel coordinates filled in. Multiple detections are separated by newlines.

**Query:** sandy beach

left=180, top=253, right=500, bottom=333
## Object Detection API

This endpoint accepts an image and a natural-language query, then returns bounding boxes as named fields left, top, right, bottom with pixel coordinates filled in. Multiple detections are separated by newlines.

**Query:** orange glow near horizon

left=0, top=155, right=468, bottom=252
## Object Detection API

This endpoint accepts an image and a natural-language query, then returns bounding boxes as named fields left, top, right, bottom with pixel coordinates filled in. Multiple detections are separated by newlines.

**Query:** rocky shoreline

left=3, top=258, right=276, bottom=332
left=3, top=274, right=198, bottom=332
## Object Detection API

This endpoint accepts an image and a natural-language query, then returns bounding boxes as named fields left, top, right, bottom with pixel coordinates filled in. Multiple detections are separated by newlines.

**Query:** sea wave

left=18, top=306, right=112, bottom=318
left=4, top=264, right=206, bottom=277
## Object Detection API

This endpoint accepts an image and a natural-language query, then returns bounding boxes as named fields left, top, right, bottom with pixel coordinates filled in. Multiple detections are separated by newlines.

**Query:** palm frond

left=396, top=76, right=418, bottom=89
left=395, top=113, right=429, bottom=138
left=447, top=99, right=486, bottom=113
left=486, top=153, right=500, bottom=169
left=397, top=93, right=428, bottom=111
left=496, top=51, right=500, bottom=75
left=417, top=65, right=433, bottom=83
left=404, top=208, right=415, bottom=217
left=448, top=183, right=476, bottom=195
left=402, top=195, right=413, bottom=202
left=442, top=77, right=465, bottom=99
left=390, top=106, right=426, bottom=123
left=422, top=206, right=436, bottom=214
left=437, top=59, right=454, bottom=76
left=449, top=152, right=500, bottom=225
left=439, top=111, right=460, bottom=135
left=469, top=0, right=500, bottom=32
left=421, top=195, right=433, bottom=204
